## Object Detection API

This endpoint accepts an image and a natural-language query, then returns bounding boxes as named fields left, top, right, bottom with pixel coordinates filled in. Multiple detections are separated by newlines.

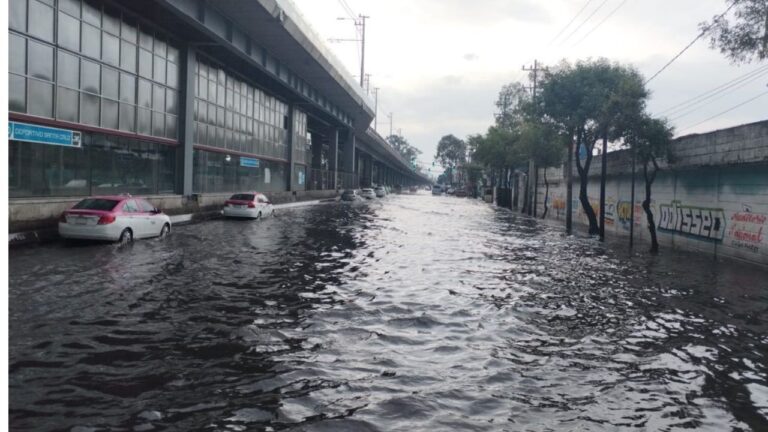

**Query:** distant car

left=59, top=195, right=171, bottom=243
left=455, top=189, right=467, bottom=197
left=341, top=189, right=359, bottom=201
left=374, top=186, right=386, bottom=198
left=223, top=192, right=274, bottom=219
left=432, top=185, right=443, bottom=195
left=446, top=187, right=455, bottom=195
left=361, top=188, right=376, bottom=199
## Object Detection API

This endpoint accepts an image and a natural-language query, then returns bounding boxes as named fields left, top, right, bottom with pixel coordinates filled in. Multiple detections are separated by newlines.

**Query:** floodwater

left=9, top=193, right=768, bottom=431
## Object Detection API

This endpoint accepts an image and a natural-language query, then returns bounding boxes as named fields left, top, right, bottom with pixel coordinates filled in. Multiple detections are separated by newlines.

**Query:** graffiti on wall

left=658, top=201, right=725, bottom=241
left=552, top=196, right=566, bottom=218
left=728, top=205, right=766, bottom=253
left=616, top=201, right=649, bottom=230
left=605, top=198, right=616, bottom=226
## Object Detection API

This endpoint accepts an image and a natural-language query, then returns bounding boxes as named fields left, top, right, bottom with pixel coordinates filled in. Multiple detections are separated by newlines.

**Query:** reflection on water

left=9, top=194, right=768, bottom=431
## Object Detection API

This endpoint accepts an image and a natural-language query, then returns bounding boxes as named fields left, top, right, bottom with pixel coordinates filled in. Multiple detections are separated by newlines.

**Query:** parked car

left=374, top=186, right=387, bottom=197
left=446, top=187, right=455, bottom=195
left=59, top=195, right=171, bottom=243
left=223, top=192, right=274, bottom=219
left=409, top=186, right=418, bottom=193
left=341, top=189, right=359, bottom=201
left=432, top=185, right=443, bottom=195
left=455, top=189, right=468, bottom=197
left=361, top=188, right=376, bottom=199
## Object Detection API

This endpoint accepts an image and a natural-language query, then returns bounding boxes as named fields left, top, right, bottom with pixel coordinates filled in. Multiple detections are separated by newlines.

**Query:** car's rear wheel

left=256, top=211, right=262, bottom=220
left=160, top=223, right=170, bottom=237
left=118, top=228, right=133, bottom=244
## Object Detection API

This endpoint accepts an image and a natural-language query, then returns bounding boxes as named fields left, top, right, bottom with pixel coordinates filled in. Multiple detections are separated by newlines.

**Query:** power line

left=678, top=89, right=768, bottom=132
left=337, top=0, right=356, bottom=19
left=570, top=0, right=629, bottom=47
left=549, top=0, right=594, bottom=45
left=667, top=68, right=768, bottom=121
left=557, top=0, right=610, bottom=46
left=659, top=63, right=768, bottom=115
left=645, top=3, right=737, bottom=85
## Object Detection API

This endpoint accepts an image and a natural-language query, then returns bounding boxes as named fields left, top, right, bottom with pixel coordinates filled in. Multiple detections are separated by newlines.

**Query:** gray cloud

left=463, top=53, right=479, bottom=61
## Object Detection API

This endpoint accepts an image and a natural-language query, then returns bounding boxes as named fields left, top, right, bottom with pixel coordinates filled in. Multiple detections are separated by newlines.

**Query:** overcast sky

left=291, top=0, right=768, bottom=169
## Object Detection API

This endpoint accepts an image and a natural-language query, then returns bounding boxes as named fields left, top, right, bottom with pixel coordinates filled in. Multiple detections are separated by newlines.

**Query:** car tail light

left=97, top=214, right=116, bottom=225
left=59, top=212, right=68, bottom=223
left=247, top=202, right=256, bottom=208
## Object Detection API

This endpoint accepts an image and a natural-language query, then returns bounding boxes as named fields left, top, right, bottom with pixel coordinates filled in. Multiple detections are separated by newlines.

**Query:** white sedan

left=360, top=188, right=376, bottom=199
left=59, top=195, right=171, bottom=243
left=223, top=192, right=274, bottom=219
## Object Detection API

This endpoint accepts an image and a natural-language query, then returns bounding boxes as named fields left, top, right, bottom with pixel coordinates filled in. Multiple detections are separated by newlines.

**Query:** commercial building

left=8, top=0, right=428, bottom=232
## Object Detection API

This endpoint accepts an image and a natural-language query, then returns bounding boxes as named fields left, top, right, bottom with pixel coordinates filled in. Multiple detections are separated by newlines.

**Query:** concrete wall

left=536, top=121, right=768, bottom=267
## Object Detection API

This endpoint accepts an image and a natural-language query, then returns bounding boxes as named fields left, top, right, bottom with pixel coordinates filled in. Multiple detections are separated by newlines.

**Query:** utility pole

left=359, top=15, right=369, bottom=88
left=388, top=112, right=393, bottom=138
left=522, top=59, right=545, bottom=217
left=333, top=15, right=369, bottom=89
left=373, top=87, right=379, bottom=131
left=364, top=73, right=372, bottom=93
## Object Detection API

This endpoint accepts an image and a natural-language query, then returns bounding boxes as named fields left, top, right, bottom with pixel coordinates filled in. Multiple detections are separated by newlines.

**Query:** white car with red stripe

left=222, top=192, right=274, bottom=219
left=58, top=195, right=171, bottom=243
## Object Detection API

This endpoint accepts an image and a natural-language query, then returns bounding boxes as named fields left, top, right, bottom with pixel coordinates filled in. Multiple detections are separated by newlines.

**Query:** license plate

left=74, top=217, right=87, bottom=225
left=236, top=205, right=247, bottom=209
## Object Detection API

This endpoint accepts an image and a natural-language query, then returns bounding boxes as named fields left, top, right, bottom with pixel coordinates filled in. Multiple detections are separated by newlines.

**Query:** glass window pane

left=80, top=92, right=99, bottom=125
left=138, top=79, right=151, bottom=108
left=10, top=0, right=27, bottom=31
left=121, top=17, right=137, bottom=43
left=152, top=111, right=165, bottom=137
left=166, top=62, right=178, bottom=89
left=81, top=23, right=101, bottom=59
left=56, top=86, right=79, bottom=122
left=139, top=27, right=153, bottom=50
left=28, top=79, right=53, bottom=117
left=154, top=37, right=166, bottom=56
left=101, top=98, right=118, bottom=129
left=101, top=67, right=118, bottom=99
left=167, top=45, right=179, bottom=64
left=119, top=103, right=135, bottom=132
left=102, top=6, right=120, bottom=35
left=158, top=144, right=176, bottom=193
left=102, top=32, right=119, bottom=66
left=59, top=0, right=80, bottom=17
left=119, top=73, right=136, bottom=103
left=120, top=41, right=136, bottom=72
left=166, top=89, right=177, bottom=115
left=29, top=0, right=54, bottom=42
left=82, top=0, right=100, bottom=26
left=137, top=108, right=151, bottom=135
left=153, top=56, right=166, bottom=84
left=10, top=34, right=26, bottom=74
left=28, top=40, right=53, bottom=81
left=166, top=115, right=177, bottom=139
left=152, top=84, right=165, bottom=111
left=57, top=50, right=80, bottom=88
left=80, top=59, right=100, bottom=93
left=9, top=74, right=27, bottom=113
left=58, top=11, right=80, bottom=51
left=138, top=48, right=152, bottom=79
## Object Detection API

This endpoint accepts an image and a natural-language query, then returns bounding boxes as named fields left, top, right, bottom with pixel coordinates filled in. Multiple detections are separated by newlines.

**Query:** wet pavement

left=9, top=192, right=768, bottom=431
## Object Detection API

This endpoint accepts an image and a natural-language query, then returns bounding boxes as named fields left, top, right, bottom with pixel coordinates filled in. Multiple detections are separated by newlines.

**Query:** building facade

left=8, top=0, right=428, bottom=230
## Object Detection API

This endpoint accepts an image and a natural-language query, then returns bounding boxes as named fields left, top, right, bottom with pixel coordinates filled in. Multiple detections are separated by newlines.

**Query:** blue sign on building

left=9, top=122, right=82, bottom=148
left=240, top=157, right=260, bottom=168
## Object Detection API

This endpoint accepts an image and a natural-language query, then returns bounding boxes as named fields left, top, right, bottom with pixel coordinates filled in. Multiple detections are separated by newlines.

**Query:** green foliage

left=495, top=82, right=531, bottom=129
left=624, top=115, right=676, bottom=166
left=387, top=134, right=422, bottom=167
left=701, top=0, right=768, bottom=64
left=434, top=134, right=467, bottom=168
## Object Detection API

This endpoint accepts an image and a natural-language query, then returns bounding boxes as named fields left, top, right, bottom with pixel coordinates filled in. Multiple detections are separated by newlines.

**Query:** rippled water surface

left=9, top=193, right=768, bottom=431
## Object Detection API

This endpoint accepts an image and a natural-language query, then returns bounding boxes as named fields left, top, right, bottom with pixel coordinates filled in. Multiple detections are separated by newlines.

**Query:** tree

left=539, top=59, right=649, bottom=235
left=387, top=134, right=422, bottom=168
left=701, top=0, right=768, bottom=64
left=518, top=122, right=566, bottom=218
left=495, top=82, right=531, bottom=130
left=434, top=135, right=467, bottom=179
left=624, top=115, right=675, bottom=254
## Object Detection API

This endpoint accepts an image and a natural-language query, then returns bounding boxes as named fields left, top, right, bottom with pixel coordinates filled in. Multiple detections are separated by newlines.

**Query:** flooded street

left=9, top=193, right=768, bottom=431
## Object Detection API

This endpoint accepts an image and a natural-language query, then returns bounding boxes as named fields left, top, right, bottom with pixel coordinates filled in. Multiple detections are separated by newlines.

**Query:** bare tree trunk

left=575, top=130, right=599, bottom=235
left=566, top=131, right=574, bottom=234
left=642, top=161, right=659, bottom=254
left=542, top=169, right=549, bottom=219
